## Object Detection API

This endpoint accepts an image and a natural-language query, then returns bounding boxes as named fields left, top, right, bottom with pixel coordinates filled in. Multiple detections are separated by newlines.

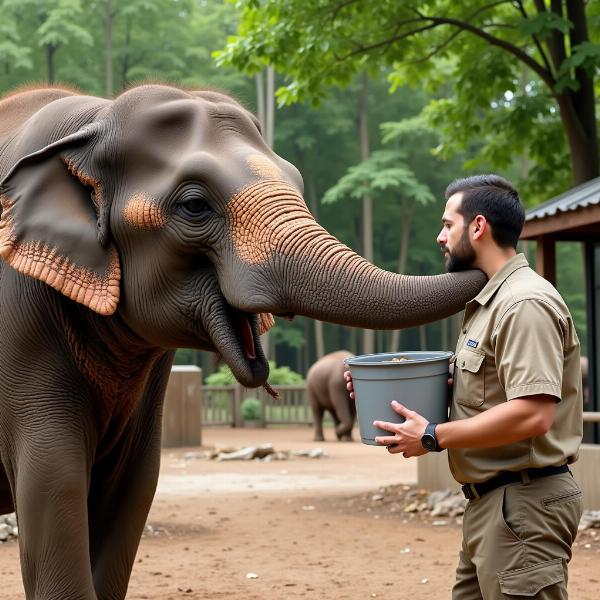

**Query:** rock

left=579, top=510, right=600, bottom=531
left=293, top=448, right=327, bottom=458
left=427, top=489, right=453, bottom=510
left=0, top=524, right=10, bottom=541
left=216, top=443, right=275, bottom=461
left=428, top=490, right=467, bottom=517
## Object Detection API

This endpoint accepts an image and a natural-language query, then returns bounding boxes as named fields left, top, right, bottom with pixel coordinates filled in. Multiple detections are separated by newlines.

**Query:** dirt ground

left=0, top=426, right=598, bottom=599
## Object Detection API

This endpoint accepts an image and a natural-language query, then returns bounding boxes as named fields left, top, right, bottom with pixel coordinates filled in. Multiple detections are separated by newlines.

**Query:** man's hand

left=343, top=370, right=355, bottom=400
left=373, top=401, right=429, bottom=458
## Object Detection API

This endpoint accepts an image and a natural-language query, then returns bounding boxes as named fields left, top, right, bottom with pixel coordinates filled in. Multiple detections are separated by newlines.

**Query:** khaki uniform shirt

left=449, top=254, right=583, bottom=484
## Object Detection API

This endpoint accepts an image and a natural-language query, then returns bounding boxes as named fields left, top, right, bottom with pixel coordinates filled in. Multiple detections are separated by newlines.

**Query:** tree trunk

left=556, top=91, right=599, bottom=184
left=358, top=71, right=374, bottom=355
left=120, top=17, right=133, bottom=89
left=388, top=205, right=413, bottom=352
left=105, top=0, right=114, bottom=97
left=305, top=171, right=325, bottom=359
left=419, top=325, right=427, bottom=351
left=543, top=1, right=598, bottom=184
left=563, top=0, right=598, bottom=184
left=259, top=66, right=276, bottom=359
left=441, top=317, right=448, bottom=351
left=255, top=71, right=265, bottom=130
left=46, top=44, right=56, bottom=83
left=266, top=66, right=275, bottom=148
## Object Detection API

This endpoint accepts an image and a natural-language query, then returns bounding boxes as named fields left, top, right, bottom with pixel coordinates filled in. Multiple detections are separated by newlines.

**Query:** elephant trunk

left=268, top=230, right=484, bottom=328
left=225, top=182, right=487, bottom=328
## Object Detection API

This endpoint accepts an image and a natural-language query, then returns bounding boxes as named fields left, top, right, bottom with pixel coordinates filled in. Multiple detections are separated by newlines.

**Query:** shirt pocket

left=454, top=348, right=485, bottom=407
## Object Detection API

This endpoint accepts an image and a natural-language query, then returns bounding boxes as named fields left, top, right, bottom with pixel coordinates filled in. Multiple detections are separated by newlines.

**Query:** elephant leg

left=14, top=426, right=97, bottom=599
left=307, top=386, right=325, bottom=441
left=88, top=411, right=162, bottom=600
left=88, top=357, right=172, bottom=600
left=331, top=382, right=354, bottom=442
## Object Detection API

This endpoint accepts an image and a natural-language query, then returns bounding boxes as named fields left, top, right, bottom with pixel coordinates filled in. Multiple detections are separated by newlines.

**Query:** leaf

left=518, top=12, right=572, bottom=39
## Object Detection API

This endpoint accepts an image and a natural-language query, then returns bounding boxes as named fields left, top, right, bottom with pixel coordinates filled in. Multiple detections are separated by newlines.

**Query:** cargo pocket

left=497, top=558, right=564, bottom=597
left=454, top=348, right=485, bottom=407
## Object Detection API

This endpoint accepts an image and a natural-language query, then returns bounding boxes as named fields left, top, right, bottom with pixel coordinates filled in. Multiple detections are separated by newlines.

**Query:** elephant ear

left=0, top=126, right=120, bottom=315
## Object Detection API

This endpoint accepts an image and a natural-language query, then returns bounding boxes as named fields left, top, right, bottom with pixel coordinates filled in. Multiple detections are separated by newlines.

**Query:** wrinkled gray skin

left=0, top=85, right=486, bottom=599
left=307, top=350, right=355, bottom=441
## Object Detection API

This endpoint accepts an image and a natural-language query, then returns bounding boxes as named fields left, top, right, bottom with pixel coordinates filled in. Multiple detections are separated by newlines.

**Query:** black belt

left=461, top=464, right=570, bottom=501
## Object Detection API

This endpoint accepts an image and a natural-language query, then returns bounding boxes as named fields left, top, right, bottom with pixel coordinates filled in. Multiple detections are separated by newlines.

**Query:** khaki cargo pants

left=452, top=473, right=583, bottom=599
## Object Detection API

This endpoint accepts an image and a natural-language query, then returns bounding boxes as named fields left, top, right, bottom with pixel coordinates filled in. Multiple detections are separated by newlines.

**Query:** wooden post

left=162, top=366, right=202, bottom=447
left=535, top=235, right=556, bottom=286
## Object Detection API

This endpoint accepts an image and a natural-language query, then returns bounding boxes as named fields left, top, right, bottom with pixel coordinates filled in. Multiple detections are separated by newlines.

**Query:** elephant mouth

left=202, top=297, right=270, bottom=388
left=237, top=312, right=257, bottom=359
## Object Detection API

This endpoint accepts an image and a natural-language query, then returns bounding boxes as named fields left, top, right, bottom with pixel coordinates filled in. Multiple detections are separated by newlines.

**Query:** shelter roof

left=521, top=177, right=600, bottom=240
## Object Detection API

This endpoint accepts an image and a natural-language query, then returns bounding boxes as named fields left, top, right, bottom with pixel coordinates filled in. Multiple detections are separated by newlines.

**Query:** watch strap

left=424, top=422, right=443, bottom=452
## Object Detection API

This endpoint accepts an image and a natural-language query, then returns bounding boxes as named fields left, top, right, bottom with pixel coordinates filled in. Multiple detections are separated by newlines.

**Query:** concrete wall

left=418, top=444, right=600, bottom=510
left=162, top=366, right=203, bottom=448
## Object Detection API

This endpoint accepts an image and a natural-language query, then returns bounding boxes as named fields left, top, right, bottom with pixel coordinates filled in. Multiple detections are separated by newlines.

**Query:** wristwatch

left=421, top=422, right=443, bottom=452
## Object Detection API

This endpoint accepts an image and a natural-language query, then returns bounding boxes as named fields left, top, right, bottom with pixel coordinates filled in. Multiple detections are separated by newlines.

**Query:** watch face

left=422, top=434, right=436, bottom=451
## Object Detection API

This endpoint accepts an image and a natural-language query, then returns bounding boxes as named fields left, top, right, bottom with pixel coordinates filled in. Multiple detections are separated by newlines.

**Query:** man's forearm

left=435, top=396, right=556, bottom=449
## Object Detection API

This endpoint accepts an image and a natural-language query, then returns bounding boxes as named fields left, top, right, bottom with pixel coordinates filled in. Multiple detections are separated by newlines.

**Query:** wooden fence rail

left=201, top=384, right=600, bottom=429
left=201, top=384, right=313, bottom=427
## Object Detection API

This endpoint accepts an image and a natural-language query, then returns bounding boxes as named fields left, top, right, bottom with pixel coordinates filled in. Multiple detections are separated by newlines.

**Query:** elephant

left=307, top=350, right=355, bottom=441
left=0, top=83, right=486, bottom=599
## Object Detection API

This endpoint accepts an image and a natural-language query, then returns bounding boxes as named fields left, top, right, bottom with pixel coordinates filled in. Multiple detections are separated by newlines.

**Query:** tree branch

left=337, top=23, right=439, bottom=60
left=423, top=15, right=555, bottom=91
left=330, top=0, right=361, bottom=24
left=409, top=28, right=464, bottom=64
left=514, top=1, right=555, bottom=78
left=529, top=0, right=566, bottom=77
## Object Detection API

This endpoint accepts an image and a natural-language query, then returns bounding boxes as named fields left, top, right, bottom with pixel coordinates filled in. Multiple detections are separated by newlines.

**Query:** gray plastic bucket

left=344, top=351, right=453, bottom=445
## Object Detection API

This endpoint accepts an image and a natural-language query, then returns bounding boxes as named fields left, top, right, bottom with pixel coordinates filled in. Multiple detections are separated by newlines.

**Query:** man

left=345, top=174, right=583, bottom=599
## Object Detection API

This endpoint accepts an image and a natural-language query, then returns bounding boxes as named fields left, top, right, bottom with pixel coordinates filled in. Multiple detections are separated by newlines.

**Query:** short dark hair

left=445, top=174, right=525, bottom=249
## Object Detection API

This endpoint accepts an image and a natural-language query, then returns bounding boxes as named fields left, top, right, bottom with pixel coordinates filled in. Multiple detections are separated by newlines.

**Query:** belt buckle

left=462, top=483, right=480, bottom=501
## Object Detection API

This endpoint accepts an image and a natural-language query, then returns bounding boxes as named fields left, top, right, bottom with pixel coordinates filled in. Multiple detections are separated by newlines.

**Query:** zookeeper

left=345, top=174, right=584, bottom=600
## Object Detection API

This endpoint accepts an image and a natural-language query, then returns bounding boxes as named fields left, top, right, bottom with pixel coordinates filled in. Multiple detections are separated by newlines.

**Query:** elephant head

left=0, top=85, right=486, bottom=387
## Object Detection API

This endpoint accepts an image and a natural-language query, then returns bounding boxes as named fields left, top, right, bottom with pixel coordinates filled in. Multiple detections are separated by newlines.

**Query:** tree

left=34, top=0, right=93, bottom=83
left=0, top=1, right=34, bottom=75
left=217, top=0, right=600, bottom=200
left=323, top=144, right=435, bottom=351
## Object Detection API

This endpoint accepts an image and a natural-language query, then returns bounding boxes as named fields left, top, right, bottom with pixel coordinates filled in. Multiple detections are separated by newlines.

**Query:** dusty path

left=0, top=426, right=598, bottom=598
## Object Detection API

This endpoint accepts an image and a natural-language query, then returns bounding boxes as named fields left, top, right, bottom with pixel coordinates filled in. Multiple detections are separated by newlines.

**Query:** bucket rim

left=344, top=350, right=453, bottom=367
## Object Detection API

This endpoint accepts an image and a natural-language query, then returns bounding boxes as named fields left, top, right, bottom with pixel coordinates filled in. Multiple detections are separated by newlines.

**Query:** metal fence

left=201, top=384, right=313, bottom=427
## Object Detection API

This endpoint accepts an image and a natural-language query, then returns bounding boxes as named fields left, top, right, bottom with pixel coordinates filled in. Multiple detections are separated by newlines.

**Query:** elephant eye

left=177, top=191, right=213, bottom=219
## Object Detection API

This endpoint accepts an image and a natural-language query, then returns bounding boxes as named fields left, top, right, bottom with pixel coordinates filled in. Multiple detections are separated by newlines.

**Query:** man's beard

left=442, top=229, right=476, bottom=272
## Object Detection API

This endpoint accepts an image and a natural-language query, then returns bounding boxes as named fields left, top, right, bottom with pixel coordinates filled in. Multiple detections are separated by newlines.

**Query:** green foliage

left=173, top=348, right=202, bottom=366
left=205, top=362, right=304, bottom=384
left=0, top=1, right=593, bottom=377
left=204, top=363, right=237, bottom=385
left=240, top=397, right=261, bottom=421
left=322, top=148, right=435, bottom=205
left=555, top=243, right=587, bottom=355
left=0, top=0, right=251, bottom=98
left=266, top=362, right=304, bottom=384
left=219, top=0, right=600, bottom=202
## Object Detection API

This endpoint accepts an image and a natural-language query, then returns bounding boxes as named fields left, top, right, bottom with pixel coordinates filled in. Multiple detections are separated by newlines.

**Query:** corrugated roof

left=526, top=176, right=600, bottom=221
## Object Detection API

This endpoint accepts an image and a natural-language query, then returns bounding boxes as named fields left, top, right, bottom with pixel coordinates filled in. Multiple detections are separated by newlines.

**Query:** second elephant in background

left=307, top=350, right=355, bottom=441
